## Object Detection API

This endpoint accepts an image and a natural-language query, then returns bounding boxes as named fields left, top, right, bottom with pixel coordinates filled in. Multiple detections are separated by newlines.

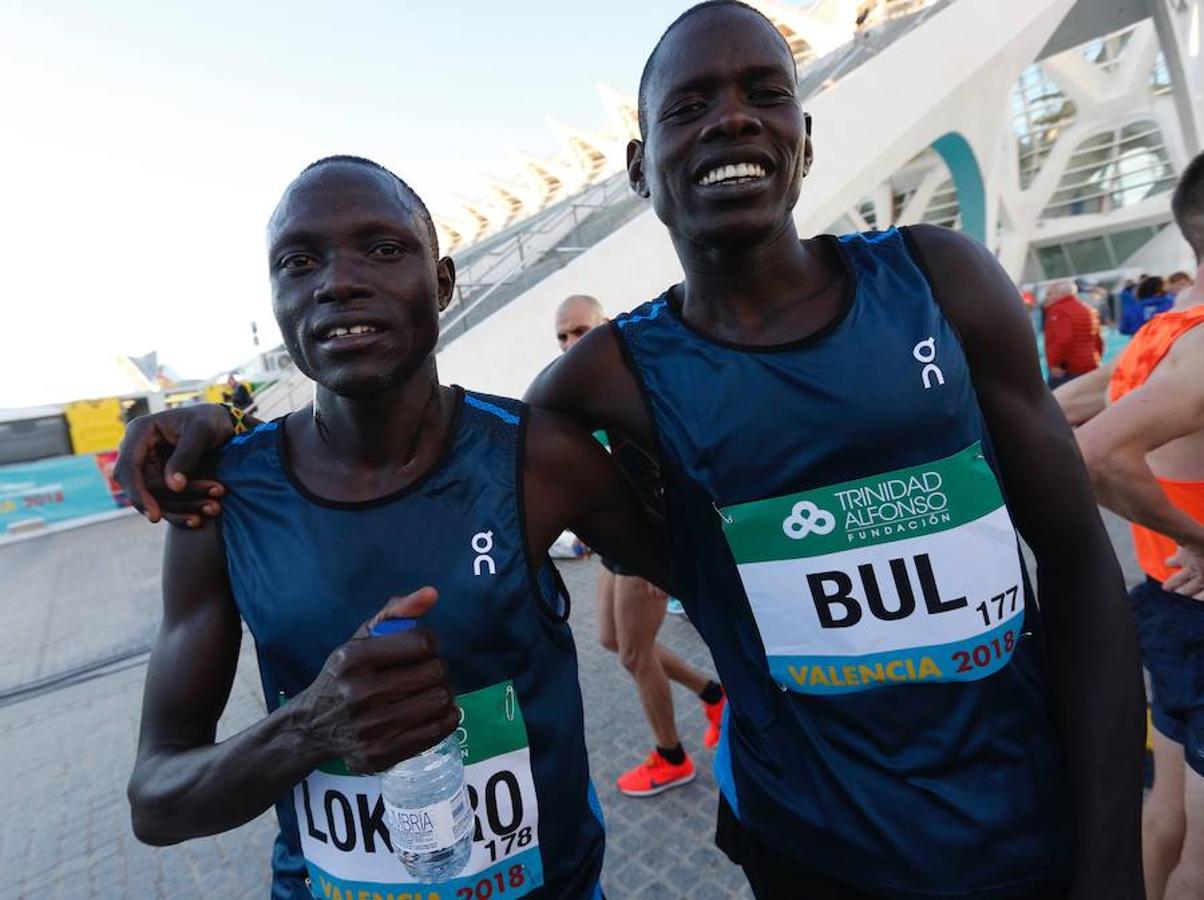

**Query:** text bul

left=807, top=552, right=966, bottom=628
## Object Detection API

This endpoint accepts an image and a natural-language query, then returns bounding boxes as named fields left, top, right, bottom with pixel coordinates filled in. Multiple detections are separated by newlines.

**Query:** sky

left=0, top=0, right=719, bottom=409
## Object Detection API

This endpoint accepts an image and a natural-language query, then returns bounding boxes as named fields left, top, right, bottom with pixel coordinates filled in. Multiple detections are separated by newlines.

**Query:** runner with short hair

left=1076, top=149, right=1204, bottom=900
left=125, top=156, right=670, bottom=900
left=527, top=4, right=1142, bottom=897
left=553, top=293, right=726, bottom=797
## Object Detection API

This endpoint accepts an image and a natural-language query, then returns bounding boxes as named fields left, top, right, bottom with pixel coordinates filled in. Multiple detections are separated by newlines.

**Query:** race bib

left=719, top=442, right=1025, bottom=695
left=293, top=681, right=543, bottom=900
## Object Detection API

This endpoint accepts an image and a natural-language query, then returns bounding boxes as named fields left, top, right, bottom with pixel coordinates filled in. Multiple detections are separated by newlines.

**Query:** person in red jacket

left=1043, top=280, right=1103, bottom=387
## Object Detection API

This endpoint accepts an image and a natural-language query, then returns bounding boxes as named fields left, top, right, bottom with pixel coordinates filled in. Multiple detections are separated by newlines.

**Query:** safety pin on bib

left=713, top=502, right=733, bottom=525
left=505, top=684, right=516, bottom=722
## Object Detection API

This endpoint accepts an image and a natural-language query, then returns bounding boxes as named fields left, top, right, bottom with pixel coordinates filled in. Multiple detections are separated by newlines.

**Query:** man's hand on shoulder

left=115, top=404, right=238, bottom=527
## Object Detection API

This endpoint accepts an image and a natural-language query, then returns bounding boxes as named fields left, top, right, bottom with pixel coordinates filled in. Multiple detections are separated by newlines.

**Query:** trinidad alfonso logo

left=782, top=500, right=836, bottom=540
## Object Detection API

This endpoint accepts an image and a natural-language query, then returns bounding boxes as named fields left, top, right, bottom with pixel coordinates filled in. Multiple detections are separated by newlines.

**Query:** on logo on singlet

left=720, top=442, right=1024, bottom=694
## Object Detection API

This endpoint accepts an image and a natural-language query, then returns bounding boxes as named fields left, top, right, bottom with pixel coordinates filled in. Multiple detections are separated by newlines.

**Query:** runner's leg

left=1164, top=765, right=1204, bottom=899
left=1145, top=729, right=1187, bottom=900
left=597, top=565, right=618, bottom=654
left=657, top=643, right=709, bottom=695
left=614, top=574, right=678, bottom=748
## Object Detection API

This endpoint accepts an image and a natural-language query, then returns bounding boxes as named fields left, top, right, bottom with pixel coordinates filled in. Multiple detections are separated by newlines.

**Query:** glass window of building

left=1011, top=65, right=1076, bottom=189
left=1043, top=121, right=1175, bottom=218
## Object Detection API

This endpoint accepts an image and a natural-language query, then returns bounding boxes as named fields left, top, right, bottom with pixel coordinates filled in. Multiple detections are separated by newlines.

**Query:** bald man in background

left=553, top=294, right=726, bottom=797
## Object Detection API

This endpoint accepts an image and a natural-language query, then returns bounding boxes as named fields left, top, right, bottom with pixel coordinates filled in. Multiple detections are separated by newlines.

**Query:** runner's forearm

left=1038, top=551, right=1145, bottom=897
left=1054, top=368, right=1111, bottom=426
left=130, top=700, right=326, bottom=844
left=1087, top=451, right=1204, bottom=550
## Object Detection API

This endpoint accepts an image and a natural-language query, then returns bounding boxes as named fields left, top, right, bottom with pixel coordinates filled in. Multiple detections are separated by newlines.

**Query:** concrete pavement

left=0, top=509, right=1144, bottom=899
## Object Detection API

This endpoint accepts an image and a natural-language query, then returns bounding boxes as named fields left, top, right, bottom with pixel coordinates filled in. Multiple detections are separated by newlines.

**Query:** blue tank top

left=613, top=229, right=1072, bottom=899
left=216, top=389, right=604, bottom=900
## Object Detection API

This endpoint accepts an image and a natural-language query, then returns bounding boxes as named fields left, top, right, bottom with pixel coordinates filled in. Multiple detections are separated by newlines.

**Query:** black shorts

left=715, top=796, right=883, bottom=899
left=715, top=796, right=1068, bottom=899
left=1131, top=577, right=1204, bottom=776
left=599, top=556, right=633, bottom=577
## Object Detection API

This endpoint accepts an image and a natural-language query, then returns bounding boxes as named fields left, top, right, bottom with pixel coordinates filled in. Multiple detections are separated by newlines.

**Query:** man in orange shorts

left=1077, top=150, right=1204, bottom=900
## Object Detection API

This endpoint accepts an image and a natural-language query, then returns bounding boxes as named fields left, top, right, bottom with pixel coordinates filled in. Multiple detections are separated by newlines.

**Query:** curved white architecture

left=255, top=0, right=1204, bottom=418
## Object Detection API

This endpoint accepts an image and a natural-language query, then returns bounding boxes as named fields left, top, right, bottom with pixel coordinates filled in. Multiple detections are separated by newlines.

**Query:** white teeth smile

left=324, top=324, right=379, bottom=339
left=697, top=162, right=768, bottom=186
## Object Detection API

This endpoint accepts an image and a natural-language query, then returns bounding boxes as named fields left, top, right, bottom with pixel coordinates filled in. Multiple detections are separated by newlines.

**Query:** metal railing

left=797, top=0, right=954, bottom=99
left=437, top=171, right=640, bottom=342
left=244, top=361, right=311, bottom=422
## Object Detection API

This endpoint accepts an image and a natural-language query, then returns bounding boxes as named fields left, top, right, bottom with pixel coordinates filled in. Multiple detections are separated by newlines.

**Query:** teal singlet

left=216, top=389, right=605, bottom=900
left=612, top=229, right=1072, bottom=899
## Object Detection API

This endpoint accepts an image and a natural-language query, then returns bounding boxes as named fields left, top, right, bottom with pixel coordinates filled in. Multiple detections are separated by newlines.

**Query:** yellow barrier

left=63, top=398, right=126, bottom=454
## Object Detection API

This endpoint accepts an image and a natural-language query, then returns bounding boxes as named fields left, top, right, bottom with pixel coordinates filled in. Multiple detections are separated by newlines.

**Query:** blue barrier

left=0, top=455, right=119, bottom=531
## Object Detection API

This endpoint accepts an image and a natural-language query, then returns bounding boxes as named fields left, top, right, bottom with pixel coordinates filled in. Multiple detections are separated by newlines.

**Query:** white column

left=1151, top=0, right=1203, bottom=156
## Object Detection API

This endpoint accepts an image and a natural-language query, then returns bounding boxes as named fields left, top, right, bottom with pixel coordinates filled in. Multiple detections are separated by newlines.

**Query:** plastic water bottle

left=370, top=618, right=473, bottom=882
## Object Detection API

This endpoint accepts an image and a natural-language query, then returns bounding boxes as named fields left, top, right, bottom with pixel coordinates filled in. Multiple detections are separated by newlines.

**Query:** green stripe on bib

left=289, top=681, right=528, bottom=776
left=720, top=442, right=1000, bottom=563
left=719, top=442, right=1026, bottom=695
left=456, top=681, right=527, bottom=766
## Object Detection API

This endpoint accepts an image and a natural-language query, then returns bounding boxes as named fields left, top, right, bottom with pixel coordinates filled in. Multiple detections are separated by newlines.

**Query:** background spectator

left=1120, top=275, right=1175, bottom=334
left=1043, top=279, right=1103, bottom=387
left=222, top=373, right=252, bottom=410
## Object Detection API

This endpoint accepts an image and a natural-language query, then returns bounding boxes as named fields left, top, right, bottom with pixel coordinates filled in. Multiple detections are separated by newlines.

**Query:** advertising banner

left=0, top=454, right=120, bottom=531
left=93, top=450, right=131, bottom=507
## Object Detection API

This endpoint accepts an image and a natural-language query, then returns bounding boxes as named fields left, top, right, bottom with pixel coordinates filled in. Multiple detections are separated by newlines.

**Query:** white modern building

left=254, top=0, right=1204, bottom=416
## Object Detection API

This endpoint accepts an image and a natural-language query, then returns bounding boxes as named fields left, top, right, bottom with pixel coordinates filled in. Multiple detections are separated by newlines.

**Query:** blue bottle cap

left=369, top=618, right=418, bottom=637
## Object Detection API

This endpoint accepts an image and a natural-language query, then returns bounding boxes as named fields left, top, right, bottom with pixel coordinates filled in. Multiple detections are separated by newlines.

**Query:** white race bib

left=293, top=681, right=543, bottom=899
left=719, top=443, right=1025, bottom=694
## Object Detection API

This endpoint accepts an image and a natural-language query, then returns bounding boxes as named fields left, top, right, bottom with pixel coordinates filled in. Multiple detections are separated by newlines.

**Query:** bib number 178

left=468, top=771, right=533, bottom=862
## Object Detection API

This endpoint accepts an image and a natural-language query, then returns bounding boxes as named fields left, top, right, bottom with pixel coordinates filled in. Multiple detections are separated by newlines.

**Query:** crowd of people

left=1035, top=268, right=1196, bottom=391
left=107, top=2, right=1204, bottom=898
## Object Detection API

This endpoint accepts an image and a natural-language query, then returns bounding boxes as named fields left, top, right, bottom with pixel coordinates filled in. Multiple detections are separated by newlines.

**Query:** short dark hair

left=1172, top=149, right=1204, bottom=260
left=1137, top=275, right=1165, bottom=299
left=636, top=0, right=795, bottom=138
left=299, top=155, right=439, bottom=257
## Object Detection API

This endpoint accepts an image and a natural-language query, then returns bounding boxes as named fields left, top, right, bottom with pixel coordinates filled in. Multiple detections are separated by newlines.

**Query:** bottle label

left=290, top=679, right=546, bottom=897
left=384, top=791, right=472, bottom=854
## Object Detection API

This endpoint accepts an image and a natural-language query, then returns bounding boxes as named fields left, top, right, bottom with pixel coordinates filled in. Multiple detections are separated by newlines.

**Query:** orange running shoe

left=615, top=750, right=696, bottom=797
left=702, top=695, right=726, bottom=749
